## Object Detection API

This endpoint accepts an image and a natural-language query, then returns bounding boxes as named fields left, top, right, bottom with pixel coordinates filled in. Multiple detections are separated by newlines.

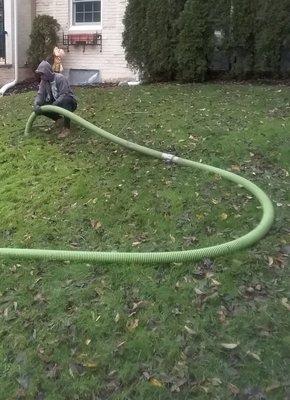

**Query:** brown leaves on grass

left=217, top=306, right=228, bottom=325
left=228, top=383, right=240, bottom=396
left=281, top=298, right=290, bottom=311
left=184, top=325, right=196, bottom=335
left=230, top=164, right=241, bottom=172
left=182, top=235, right=198, bottom=247
left=149, top=377, right=164, bottom=388
left=69, top=362, right=85, bottom=378
left=33, top=292, right=47, bottom=304
left=90, top=219, right=102, bottom=230
left=194, top=278, right=220, bottom=309
left=239, top=284, right=268, bottom=301
left=143, top=372, right=164, bottom=388
left=45, top=363, right=60, bottom=379
left=266, top=382, right=290, bottom=393
left=193, top=258, right=214, bottom=279
left=131, top=300, right=150, bottom=314
left=246, top=351, right=261, bottom=362
left=220, top=212, right=228, bottom=221
left=268, top=253, right=288, bottom=269
left=132, top=234, right=148, bottom=247
left=143, top=366, right=188, bottom=393
left=126, top=318, right=139, bottom=332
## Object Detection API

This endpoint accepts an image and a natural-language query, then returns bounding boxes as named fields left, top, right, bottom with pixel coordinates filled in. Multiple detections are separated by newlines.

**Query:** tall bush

left=255, top=0, right=290, bottom=76
left=122, top=0, right=149, bottom=77
left=176, top=0, right=213, bottom=82
left=210, top=0, right=232, bottom=62
left=228, top=0, right=257, bottom=77
left=123, top=0, right=290, bottom=82
left=145, top=0, right=186, bottom=81
left=27, top=15, right=60, bottom=70
left=123, top=0, right=186, bottom=81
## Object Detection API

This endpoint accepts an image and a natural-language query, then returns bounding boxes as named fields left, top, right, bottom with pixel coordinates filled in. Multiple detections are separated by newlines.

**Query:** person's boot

left=54, top=118, right=64, bottom=130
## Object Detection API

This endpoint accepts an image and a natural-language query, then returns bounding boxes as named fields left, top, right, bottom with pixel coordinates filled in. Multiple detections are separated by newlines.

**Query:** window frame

left=72, top=0, right=102, bottom=26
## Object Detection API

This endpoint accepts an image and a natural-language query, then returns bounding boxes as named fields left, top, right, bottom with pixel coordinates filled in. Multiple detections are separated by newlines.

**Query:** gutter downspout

left=0, top=0, right=18, bottom=96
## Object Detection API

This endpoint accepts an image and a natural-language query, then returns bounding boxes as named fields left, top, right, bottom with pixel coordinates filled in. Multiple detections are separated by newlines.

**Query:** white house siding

left=35, top=0, right=136, bottom=82
left=0, top=65, right=13, bottom=85
left=0, top=65, right=33, bottom=86
left=17, top=0, right=34, bottom=67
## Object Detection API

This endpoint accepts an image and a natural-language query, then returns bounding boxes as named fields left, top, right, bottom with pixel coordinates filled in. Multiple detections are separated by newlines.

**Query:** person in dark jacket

left=34, top=60, right=77, bottom=138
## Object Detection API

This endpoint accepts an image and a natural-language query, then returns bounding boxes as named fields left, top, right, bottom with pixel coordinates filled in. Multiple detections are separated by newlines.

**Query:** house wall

left=17, top=0, right=34, bottom=67
left=0, top=64, right=13, bottom=85
left=0, top=64, right=32, bottom=86
left=35, top=0, right=136, bottom=82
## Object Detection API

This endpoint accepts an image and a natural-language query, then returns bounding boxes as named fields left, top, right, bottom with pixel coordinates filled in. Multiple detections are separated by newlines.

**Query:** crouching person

left=34, top=60, right=77, bottom=139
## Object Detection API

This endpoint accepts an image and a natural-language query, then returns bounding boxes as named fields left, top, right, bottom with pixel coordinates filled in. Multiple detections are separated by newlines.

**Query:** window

left=73, top=0, right=101, bottom=25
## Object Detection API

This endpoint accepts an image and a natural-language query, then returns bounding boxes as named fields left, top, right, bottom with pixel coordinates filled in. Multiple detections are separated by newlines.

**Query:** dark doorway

left=0, top=0, right=6, bottom=63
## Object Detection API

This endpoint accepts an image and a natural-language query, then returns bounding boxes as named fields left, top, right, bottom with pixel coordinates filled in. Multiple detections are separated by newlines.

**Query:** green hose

left=0, top=105, right=274, bottom=263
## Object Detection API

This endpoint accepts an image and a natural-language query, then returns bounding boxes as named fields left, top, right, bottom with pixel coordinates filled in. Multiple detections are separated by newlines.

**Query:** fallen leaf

left=265, top=382, right=290, bottom=392
left=34, top=293, right=46, bottom=303
left=281, top=298, right=290, bottom=311
left=116, top=341, right=126, bottom=349
left=184, top=325, right=196, bottom=335
left=228, top=383, right=240, bottom=395
left=217, top=307, right=227, bottom=324
left=149, top=377, right=163, bottom=388
left=82, top=362, right=97, bottom=369
left=126, top=318, right=139, bottom=332
left=132, top=300, right=150, bottom=311
left=90, top=219, right=102, bottom=230
left=246, top=351, right=261, bottom=361
left=46, top=363, right=60, bottom=379
left=170, top=234, right=176, bottom=243
left=231, top=165, right=241, bottom=172
left=115, top=313, right=120, bottom=323
left=171, top=378, right=187, bottom=392
left=221, top=342, right=239, bottom=350
left=69, top=363, right=85, bottom=377
left=200, top=385, right=210, bottom=393
left=211, top=377, right=222, bottom=386
left=189, top=134, right=199, bottom=141
left=268, top=256, right=274, bottom=267
left=220, top=213, right=228, bottom=220
left=143, top=371, right=150, bottom=380
left=183, top=236, right=197, bottom=246
left=210, top=278, right=221, bottom=286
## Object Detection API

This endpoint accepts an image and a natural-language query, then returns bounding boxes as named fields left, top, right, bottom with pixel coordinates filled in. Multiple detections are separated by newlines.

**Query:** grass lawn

left=0, top=83, right=289, bottom=400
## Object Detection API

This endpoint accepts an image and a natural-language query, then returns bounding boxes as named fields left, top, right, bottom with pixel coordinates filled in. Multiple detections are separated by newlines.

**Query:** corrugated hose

left=0, top=105, right=274, bottom=263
